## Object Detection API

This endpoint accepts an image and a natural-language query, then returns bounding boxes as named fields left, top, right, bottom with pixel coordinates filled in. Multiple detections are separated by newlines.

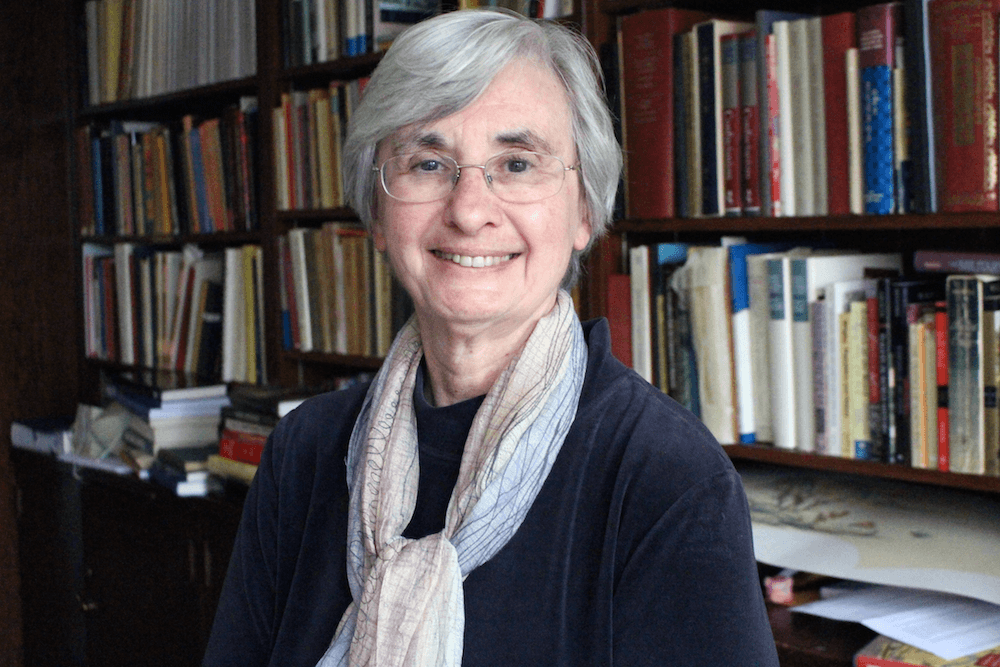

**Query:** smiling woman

left=203, top=10, right=780, bottom=667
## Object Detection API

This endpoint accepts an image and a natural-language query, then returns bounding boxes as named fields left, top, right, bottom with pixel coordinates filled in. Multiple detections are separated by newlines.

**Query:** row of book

left=622, top=243, right=1000, bottom=476
left=617, top=0, right=995, bottom=220
left=84, top=0, right=257, bottom=105
left=279, top=224, right=413, bottom=357
left=282, top=0, right=573, bottom=68
left=273, top=82, right=364, bottom=212
left=77, top=98, right=260, bottom=237
left=82, top=242, right=266, bottom=385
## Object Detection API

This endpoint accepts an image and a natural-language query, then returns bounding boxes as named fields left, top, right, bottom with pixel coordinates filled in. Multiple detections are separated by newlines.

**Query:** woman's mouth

left=433, top=250, right=517, bottom=268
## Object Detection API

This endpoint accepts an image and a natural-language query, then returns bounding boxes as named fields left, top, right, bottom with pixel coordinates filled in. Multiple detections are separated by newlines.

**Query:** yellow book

left=206, top=454, right=257, bottom=486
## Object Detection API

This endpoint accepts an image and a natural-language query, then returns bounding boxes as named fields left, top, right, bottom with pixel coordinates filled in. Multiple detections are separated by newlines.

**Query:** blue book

left=187, top=122, right=212, bottom=234
left=903, top=0, right=936, bottom=213
left=858, top=2, right=902, bottom=215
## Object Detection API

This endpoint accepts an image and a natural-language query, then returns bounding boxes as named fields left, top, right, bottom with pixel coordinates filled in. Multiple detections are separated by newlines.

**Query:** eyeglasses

left=373, top=150, right=580, bottom=204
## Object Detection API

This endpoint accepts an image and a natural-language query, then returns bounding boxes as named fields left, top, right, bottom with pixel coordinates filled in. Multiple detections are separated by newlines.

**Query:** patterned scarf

left=316, top=290, right=587, bottom=667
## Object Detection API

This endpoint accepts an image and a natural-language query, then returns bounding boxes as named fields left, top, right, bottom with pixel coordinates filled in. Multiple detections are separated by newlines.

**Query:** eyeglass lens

left=380, top=151, right=569, bottom=203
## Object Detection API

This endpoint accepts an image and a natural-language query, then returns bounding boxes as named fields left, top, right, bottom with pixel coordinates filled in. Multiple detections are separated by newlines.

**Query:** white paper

left=793, top=584, right=1000, bottom=660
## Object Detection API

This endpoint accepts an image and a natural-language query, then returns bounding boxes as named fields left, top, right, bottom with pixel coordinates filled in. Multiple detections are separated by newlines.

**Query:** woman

left=204, top=9, right=778, bottom=666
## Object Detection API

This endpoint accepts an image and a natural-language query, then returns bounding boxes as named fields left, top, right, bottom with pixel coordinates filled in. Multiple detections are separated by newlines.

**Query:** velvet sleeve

left=201, top=427, right=281, bottom=667
left=612, top=467, right=779, bottom=666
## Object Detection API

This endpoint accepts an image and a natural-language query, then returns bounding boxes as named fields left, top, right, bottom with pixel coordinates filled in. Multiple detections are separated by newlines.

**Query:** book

left=823, top=278, right=877, bottom=457
left=754, top=10, right=810, bottom=217
left=935, top=300, right=950, bottom=471
left=929, top=0, right=1000, bottom=212
left=678, top=244, right=738, bottom=444
left=738, top=32, right=762, bottom=216
left=721, top=32, right=743, bottom=216
left=729, top=242, right=793, bottom=443
left=772, top=19, right=797, bottom=216
left=914, top=249, right=1000, bottom=276
left=630, top=244, right=653, bottom=383
left=855, top=634, right=1000, bottom=666
left=695, top=18, right=754, bottom=218
left=821, top=11, right=857, bottom=215
left=946, top=275, right=1000, bottom=475
left=618, top=7, right=710, bottom=219
left=206, top=453, right=257, bottom=486
left=889, top=278, right=946, bottom=464
left=857, top=2, right=901, bottom=215
left=908, top=303, right=937, bottom=468
left=902, top=0, right=937, bottom=214
left=790, top=253, right=902, bottom=453
left=768, top=250, right=809, bottom=449
left=847, top=297, right=871, bottom=458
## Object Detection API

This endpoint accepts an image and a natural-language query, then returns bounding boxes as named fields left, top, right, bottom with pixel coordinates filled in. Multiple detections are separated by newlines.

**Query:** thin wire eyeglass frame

left=373, top=151, right=581, bottom=204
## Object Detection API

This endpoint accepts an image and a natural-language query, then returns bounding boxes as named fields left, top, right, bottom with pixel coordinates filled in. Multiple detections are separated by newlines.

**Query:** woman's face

left=372, top=59, right=591, bottom=339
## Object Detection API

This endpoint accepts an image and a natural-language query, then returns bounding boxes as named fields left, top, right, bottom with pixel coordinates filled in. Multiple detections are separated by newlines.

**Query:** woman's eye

left=503, top=157, right=531, bottom=174
left=415, top=159, right=441, bottom=172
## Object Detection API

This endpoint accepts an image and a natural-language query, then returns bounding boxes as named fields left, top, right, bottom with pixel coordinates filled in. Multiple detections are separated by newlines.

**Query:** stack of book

left=102, top=370, right=230, bottom=470
left=624, top=243, right=1000, bottom=477
left=617, top=0, right=998, bottom=220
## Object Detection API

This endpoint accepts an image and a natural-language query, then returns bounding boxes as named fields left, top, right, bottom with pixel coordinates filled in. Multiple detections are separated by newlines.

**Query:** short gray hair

left=342, top=9, right=622, bottom=288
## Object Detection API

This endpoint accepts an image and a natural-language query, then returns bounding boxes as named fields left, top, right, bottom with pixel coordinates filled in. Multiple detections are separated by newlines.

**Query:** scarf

left=316, top=290, right=587, bottom=667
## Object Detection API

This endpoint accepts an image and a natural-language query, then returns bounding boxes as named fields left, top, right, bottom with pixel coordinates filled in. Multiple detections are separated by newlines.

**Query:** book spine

left=219, top=428, right=267, bottom=465
left=848, top=299, right=871, bottom=459
left=858, top=2, right=900, bottom=215
left=822, top=12, right=857, bottom=215
left=947, top=276, right=984, bottom=474
left=697, top=22, right=722, bottom=217
left=722, top=32, right=743, bottom=216
left=867, top=288, right=885, bottom=461
left=765, top=33, right=782, bottom=216
left=935, top=300, right=950, bottom=471
left=739, top=33, right=762, bottom=216
left=929, top=0, right=1000, bottom=212
left=913, top=249, right=1000, bottom=275
left=673, top=31, right=691, bottom=218
left=768, top=257, right=796, bottom=449
left=773, top=21, right=795, bottom=217
left=903, top=0, right=936, bottom=213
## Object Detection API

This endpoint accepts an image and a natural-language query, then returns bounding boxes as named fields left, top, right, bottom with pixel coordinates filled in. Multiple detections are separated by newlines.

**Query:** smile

left=433, top=250, right=517, bottom=268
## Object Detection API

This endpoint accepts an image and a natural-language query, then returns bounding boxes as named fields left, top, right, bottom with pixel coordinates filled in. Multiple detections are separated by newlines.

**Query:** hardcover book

left=618, top=7, right=711, bottom=219
left=857, top=2, right=901, bottom=215
left=929, top=0, right=1000, bottom=212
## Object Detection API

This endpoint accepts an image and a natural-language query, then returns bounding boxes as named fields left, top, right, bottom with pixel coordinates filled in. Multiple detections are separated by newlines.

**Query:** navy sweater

left=203, top=319, right=779, bottom=666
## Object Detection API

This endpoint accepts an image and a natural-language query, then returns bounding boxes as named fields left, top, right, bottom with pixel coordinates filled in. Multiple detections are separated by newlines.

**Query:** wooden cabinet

left=13, top=449, right=242, bottom=667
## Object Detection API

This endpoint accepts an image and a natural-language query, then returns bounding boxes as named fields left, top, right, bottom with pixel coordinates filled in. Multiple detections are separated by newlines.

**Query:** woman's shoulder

left=265, top=380, right=372, bottom=465
left=580, top=318, right=736, bottom=492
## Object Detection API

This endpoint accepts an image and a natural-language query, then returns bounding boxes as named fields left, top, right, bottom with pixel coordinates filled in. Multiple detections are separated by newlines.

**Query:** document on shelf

left=738, top=464, right=1000, bottom=606
left=792, top=583, right=1000, bottom=660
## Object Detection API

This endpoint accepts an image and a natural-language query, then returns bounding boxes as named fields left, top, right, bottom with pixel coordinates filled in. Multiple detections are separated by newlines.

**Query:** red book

left=619, top=7, right=711, bottom=219
left=929, top=0, right=1000, bottom=212
left=219, top=428, right=267, bottom=465
left=606, top=273, right=632, bottom=367
left=935, top=300, right=950, bottom=471
left=722, top=32, right=744, bottom=215
left=739, top=32, right=761, bottom=215
left=765, top=33, right=782, bottom=216
left=821, top=11, right=857, bottom=215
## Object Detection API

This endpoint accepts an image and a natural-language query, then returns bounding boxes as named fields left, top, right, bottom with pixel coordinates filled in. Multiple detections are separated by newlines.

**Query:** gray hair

left=342, top=8, right=622, bottom=288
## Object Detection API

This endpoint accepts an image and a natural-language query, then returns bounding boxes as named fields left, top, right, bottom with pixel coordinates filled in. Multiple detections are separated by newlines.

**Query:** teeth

left=435, top=251, right=515, bottom=267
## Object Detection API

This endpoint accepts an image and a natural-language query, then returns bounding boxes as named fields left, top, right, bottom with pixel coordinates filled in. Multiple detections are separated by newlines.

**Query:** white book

left=746, top=251, right=787, bottom=443
left=790, top=252, right=902, bottom=452
left=288, top=228, right=315, bottom=352
left=629, top=245, right=653, bottom=384
left=221, top=246, right=246, bottom=382
left=773, top=20, right=796, bottom=217
left=846, top=48, right=864, bottom=214
left=788, top=18, right=814, bottom=216
left=685, top=245, right=738, bottom=444
left=114, top=242, right=136, bottom=365
left=807, top=16, right=828, bottom=215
